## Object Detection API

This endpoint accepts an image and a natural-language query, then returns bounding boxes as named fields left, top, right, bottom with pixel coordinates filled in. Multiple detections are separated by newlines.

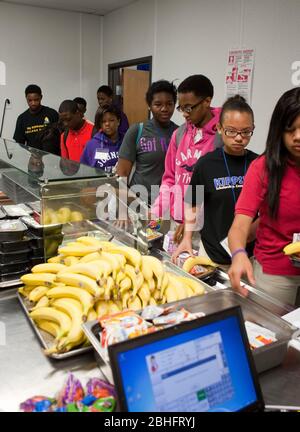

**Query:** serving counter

left=0, top=139, right=300, bottom=412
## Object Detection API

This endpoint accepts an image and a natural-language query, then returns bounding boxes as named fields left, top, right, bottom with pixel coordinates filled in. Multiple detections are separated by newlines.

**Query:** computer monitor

left=108, top=305, right=265, bottom=412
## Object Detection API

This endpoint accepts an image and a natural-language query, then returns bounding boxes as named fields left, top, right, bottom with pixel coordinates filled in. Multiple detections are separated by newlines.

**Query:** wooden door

left=122, top=69, right=150, bottom=125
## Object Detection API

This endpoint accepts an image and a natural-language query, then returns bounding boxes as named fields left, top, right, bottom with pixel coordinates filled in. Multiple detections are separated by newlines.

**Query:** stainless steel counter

left=1, top=284, right=300, bottom=412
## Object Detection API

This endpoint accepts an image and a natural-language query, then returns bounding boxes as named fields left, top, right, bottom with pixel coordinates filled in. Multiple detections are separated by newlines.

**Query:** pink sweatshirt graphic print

left=152, top=107, right=221, bottom=223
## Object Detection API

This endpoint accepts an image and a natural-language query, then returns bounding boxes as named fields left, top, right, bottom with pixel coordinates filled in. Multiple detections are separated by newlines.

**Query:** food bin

left=0, top=236, right=31, bottom=253
left=0, top=219, right=28, bottom=242
left=83, top=290, right=297, bottom=375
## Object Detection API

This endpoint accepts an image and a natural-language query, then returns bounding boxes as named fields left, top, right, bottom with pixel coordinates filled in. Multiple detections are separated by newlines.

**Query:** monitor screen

left=109, top=307, right=263, bottom=412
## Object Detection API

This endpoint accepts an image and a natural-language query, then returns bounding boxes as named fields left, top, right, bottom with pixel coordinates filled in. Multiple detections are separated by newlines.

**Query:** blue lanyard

left=221, top=147, right=247, bottom=204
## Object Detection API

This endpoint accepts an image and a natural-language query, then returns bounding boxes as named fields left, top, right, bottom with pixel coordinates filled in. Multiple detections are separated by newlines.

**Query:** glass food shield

left=0, top=139, right=152, bottom=260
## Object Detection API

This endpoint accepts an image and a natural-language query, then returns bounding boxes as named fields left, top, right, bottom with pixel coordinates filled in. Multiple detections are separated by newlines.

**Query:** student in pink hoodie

left=151, top=75, right=221, bottom=237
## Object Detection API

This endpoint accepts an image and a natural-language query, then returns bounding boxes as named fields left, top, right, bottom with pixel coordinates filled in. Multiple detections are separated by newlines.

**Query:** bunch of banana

left=182, top=256, right=217, bottom=273
left=283, top=242, right=300, bottom=256
left=19, top=236, right=208, bottom=354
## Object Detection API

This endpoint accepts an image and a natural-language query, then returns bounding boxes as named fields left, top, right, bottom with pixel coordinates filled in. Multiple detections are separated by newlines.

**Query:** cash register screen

left=109, top=306, right=264, bottom=412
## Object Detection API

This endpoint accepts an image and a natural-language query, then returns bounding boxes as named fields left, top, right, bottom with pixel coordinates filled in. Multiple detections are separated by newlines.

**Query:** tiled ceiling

left=0, top=0, right=137, bottom=15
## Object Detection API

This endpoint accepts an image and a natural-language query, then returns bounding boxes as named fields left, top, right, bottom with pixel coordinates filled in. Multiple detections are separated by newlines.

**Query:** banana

left=182, top=256, right=217, bottom=273
left=28, top=286, right=50, bottom=303
left=107, top=246, right=142, bottom=271
left=87, top=308, right=97, bottom=321
left=95, top=300, right=109, bottom=317
left=91, top=259, right=114, bottom=279
left=149, top=296, right=157, bottom=306
left=30, top=295, right=49, bottom=310
left=52, top=297, right=83, bottom=315
left=79, top=252, right=102, bottom=263
left=138, top=282, right=151, bottom=308
left=115, top=271, right=126, bottom=287
left=31, top=263, right=67, bottom=274
left=148, top=278, right=156, bottom=293
left=63, top=256, right=80, bottom=266
left=104, top=276, right=115, bottom=300
left=21, top=273, right=56, bottom=287
left=35, top=319, right=60, bottom=338
left=153, top=289, right=161, bottom=302
left=160, top=272, right=169, bottom=299
left=177, top=276, right=205, bottom=296
left=58, top=244, right=101, bottom=257
left=141, top=256, right=164, bottom=289
left=124, top=264, right=141, bottom=298
left=100, top=251, right=123, bottom=276
left=47, top=286, right=94, bottom=319
left=55, top=273, right=103, bottom=297
left=131, top=272, right=144, bottom=298
left=58, top=262, right=102, bottom=282
left=30, top=307, right=72, bottom=339
left=128, top=295, right=142, bottom=311
left=18, top=285, right=35, bottom=297
left=167, top=273, right=188, bottom=300
left=122, top=291, right=131, bottom=309
left=141, top=256, right=154, bottom=282
left=119, top=276, right=132, bottom=294
left=283, top=242, right=300, bottom=255
left=165, top=286, right=178, bottom=303
left=51, top=298, right=84, bottom=350
left=77, top=236, right=104, bottom=247
left=107, top=300, right=121, bottom=315
left=161, top=296, right=167, bottom=305
left=47, top=255, right=65, bottom=264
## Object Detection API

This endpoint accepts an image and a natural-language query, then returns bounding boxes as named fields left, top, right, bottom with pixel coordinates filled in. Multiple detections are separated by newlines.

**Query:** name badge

left=95, top=149, right=109, bottom=160
left=293, top=233, right=300, bottom=242
left=220, top=236, right=232, bottom=257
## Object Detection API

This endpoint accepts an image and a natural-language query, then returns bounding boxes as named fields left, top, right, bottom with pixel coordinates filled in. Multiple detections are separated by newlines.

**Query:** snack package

left=56, top=373, right=84, bottom=407
left=245, top=321, right=277, bottom=350
left=99, top=310, right=155, bottom=362
left=20, top=396, right=55, bottom=412
left=99, top=310, right=146, bottom=328
left=152, top=308, right=205, bottom=326
left=86, top=378, right=116, bottom=399
left=20, top=373, right=117, bottom=413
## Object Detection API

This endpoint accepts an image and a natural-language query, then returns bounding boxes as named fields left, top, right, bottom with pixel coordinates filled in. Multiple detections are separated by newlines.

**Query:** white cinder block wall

left=103, top=0, right=300, bottom=154
left=0, top=2, right=102, bottom=139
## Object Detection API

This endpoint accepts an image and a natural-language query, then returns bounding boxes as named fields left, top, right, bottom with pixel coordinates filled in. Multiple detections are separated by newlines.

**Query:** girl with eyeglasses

left=228, top=88, right=300, bottom=305
left=172, top=95, right=258, bottom=268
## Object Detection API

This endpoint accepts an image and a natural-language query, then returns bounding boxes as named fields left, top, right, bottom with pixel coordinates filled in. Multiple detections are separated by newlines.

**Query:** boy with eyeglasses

left=151, top=74, right=221, bottom=236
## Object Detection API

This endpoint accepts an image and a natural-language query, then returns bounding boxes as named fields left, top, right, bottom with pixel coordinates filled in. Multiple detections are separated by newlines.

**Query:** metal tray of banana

left=17, top=291, right=93, bottom=360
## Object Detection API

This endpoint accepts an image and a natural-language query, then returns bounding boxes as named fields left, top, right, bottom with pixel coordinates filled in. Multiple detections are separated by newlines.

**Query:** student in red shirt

left=59, top=100, right=94, bottom=162
left=228, top=87, right=300, bottom=305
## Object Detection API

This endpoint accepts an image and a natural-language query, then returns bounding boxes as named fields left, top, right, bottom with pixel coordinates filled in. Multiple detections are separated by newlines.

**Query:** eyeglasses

left=223, top=128, right=254, bottom=138
left=176, top=99, right=204, bottom=114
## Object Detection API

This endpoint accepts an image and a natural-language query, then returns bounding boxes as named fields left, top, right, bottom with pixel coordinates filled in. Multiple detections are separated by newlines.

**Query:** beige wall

left=103, top=0, right=300, bottom=154
left=0, top=2, right=102, bottom=139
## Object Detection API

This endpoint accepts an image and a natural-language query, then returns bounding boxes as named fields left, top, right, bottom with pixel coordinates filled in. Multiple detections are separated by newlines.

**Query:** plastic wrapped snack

left=86, top=378, right=116, bottom=399
left=245, top=321, right=277, bottom=350
left=56, top=373, right=84, bottom=407
left=152, top=308, right=205, bottom=326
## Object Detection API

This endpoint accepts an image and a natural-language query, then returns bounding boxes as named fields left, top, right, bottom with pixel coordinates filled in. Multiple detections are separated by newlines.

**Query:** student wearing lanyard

left=80, top=105, right=122, bottom=173
left=172, top=95, right=258, bottom=268
left=228, top=88, right=300, bottom=305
